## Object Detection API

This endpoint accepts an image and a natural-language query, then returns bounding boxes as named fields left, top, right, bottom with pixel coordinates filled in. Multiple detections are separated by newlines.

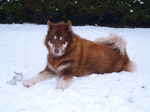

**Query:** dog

left=23, top=20, right=135, bottom=90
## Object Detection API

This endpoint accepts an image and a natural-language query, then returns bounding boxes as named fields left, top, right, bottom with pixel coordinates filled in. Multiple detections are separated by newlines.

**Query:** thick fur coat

left=23, top=20, right=135, bottom=90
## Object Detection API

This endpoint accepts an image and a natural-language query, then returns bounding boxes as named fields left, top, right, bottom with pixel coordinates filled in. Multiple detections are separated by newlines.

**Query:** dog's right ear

left=67, top=20, right=72, bottom=32
left=47, top=20, right=52, bottom=31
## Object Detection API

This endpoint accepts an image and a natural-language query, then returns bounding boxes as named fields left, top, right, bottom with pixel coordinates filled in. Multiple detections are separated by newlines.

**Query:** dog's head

left=45, top=20, right=73, bottom=57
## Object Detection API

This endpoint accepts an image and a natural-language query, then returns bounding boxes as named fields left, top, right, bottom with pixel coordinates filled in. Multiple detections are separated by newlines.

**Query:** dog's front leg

left=23, top=67, right=56, bottom=87
left=56, top=64, right=73, bottom=90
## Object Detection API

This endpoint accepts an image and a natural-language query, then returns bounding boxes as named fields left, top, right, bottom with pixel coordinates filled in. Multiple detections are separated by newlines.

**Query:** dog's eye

left=62, top=38, right=65, bottom=41
left=49, top=37, right=53, bottom=41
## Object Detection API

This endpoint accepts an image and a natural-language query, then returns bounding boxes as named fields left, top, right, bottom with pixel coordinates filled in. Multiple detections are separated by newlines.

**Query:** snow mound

left=0, top=24, right=150, bottom=112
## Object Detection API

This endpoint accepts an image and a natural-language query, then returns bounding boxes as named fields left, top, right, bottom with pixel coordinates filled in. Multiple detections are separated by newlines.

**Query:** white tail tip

left=125, top=60, right=136, bottom=72
left=95, top=33, right=126, bottom=56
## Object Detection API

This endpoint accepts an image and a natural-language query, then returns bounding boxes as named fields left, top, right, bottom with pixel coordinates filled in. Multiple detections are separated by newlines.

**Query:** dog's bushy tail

left=125, top=60, right=136, bottom=72
left=95, top=33, right=126, bottom=56
left=95, top=33, right=136, bottom=72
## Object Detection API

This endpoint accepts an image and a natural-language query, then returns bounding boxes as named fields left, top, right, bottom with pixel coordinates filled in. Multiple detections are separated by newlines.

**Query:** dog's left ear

left=47, top=20, right=52, bottom=31
left=67, top=20, right=72, bottom=32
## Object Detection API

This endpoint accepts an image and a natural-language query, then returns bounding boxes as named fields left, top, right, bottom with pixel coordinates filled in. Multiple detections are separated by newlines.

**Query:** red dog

left=23, top=20, right=135, bottom=90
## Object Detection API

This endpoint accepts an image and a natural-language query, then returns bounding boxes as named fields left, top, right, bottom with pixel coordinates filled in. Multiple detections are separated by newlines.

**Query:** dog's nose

left=54, top=49, right=59, bottom=53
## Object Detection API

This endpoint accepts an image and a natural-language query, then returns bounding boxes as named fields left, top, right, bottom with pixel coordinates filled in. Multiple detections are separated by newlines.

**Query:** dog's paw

left=22, top=80, right=35, bottom=87
left=56, top=83, right=67, bottom=91
left=56, top=77, right=71, bottom=91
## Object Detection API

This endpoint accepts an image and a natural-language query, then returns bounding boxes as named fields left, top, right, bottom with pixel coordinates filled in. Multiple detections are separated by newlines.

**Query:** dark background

left=0, top=0, right=150, bottom=27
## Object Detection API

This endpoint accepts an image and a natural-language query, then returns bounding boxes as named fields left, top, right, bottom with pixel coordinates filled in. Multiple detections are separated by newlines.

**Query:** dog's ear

left=47, top=20, right=52, bottom=31
left=67, top=20, right=72, bottom=32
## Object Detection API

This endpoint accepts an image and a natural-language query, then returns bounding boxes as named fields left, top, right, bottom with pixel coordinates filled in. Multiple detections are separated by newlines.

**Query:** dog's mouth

left=48, top=41, right=68, bottom=57
left=52, top=48, right=64, bottom=56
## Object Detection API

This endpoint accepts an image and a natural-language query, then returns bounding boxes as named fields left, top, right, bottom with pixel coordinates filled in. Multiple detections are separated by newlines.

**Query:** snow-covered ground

left=0, top=24, right=150, bottom=112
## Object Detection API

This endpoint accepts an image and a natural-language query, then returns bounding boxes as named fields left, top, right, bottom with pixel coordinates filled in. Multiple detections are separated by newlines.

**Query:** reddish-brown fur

left=23, top=20, right=134, bottom=90
left=45, top=21, right=131, bottom=77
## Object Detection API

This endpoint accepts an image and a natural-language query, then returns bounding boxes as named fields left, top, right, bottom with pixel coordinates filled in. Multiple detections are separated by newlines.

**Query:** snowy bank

left=0, top=24, right=150, bottom=112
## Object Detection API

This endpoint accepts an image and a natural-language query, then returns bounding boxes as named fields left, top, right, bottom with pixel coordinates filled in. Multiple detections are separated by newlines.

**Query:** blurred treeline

left=0, top=0, right=150, bottom=27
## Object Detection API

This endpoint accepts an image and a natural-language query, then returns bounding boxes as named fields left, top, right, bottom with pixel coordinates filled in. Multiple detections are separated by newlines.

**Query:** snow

left=0, top=24, right=150, bottom=112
